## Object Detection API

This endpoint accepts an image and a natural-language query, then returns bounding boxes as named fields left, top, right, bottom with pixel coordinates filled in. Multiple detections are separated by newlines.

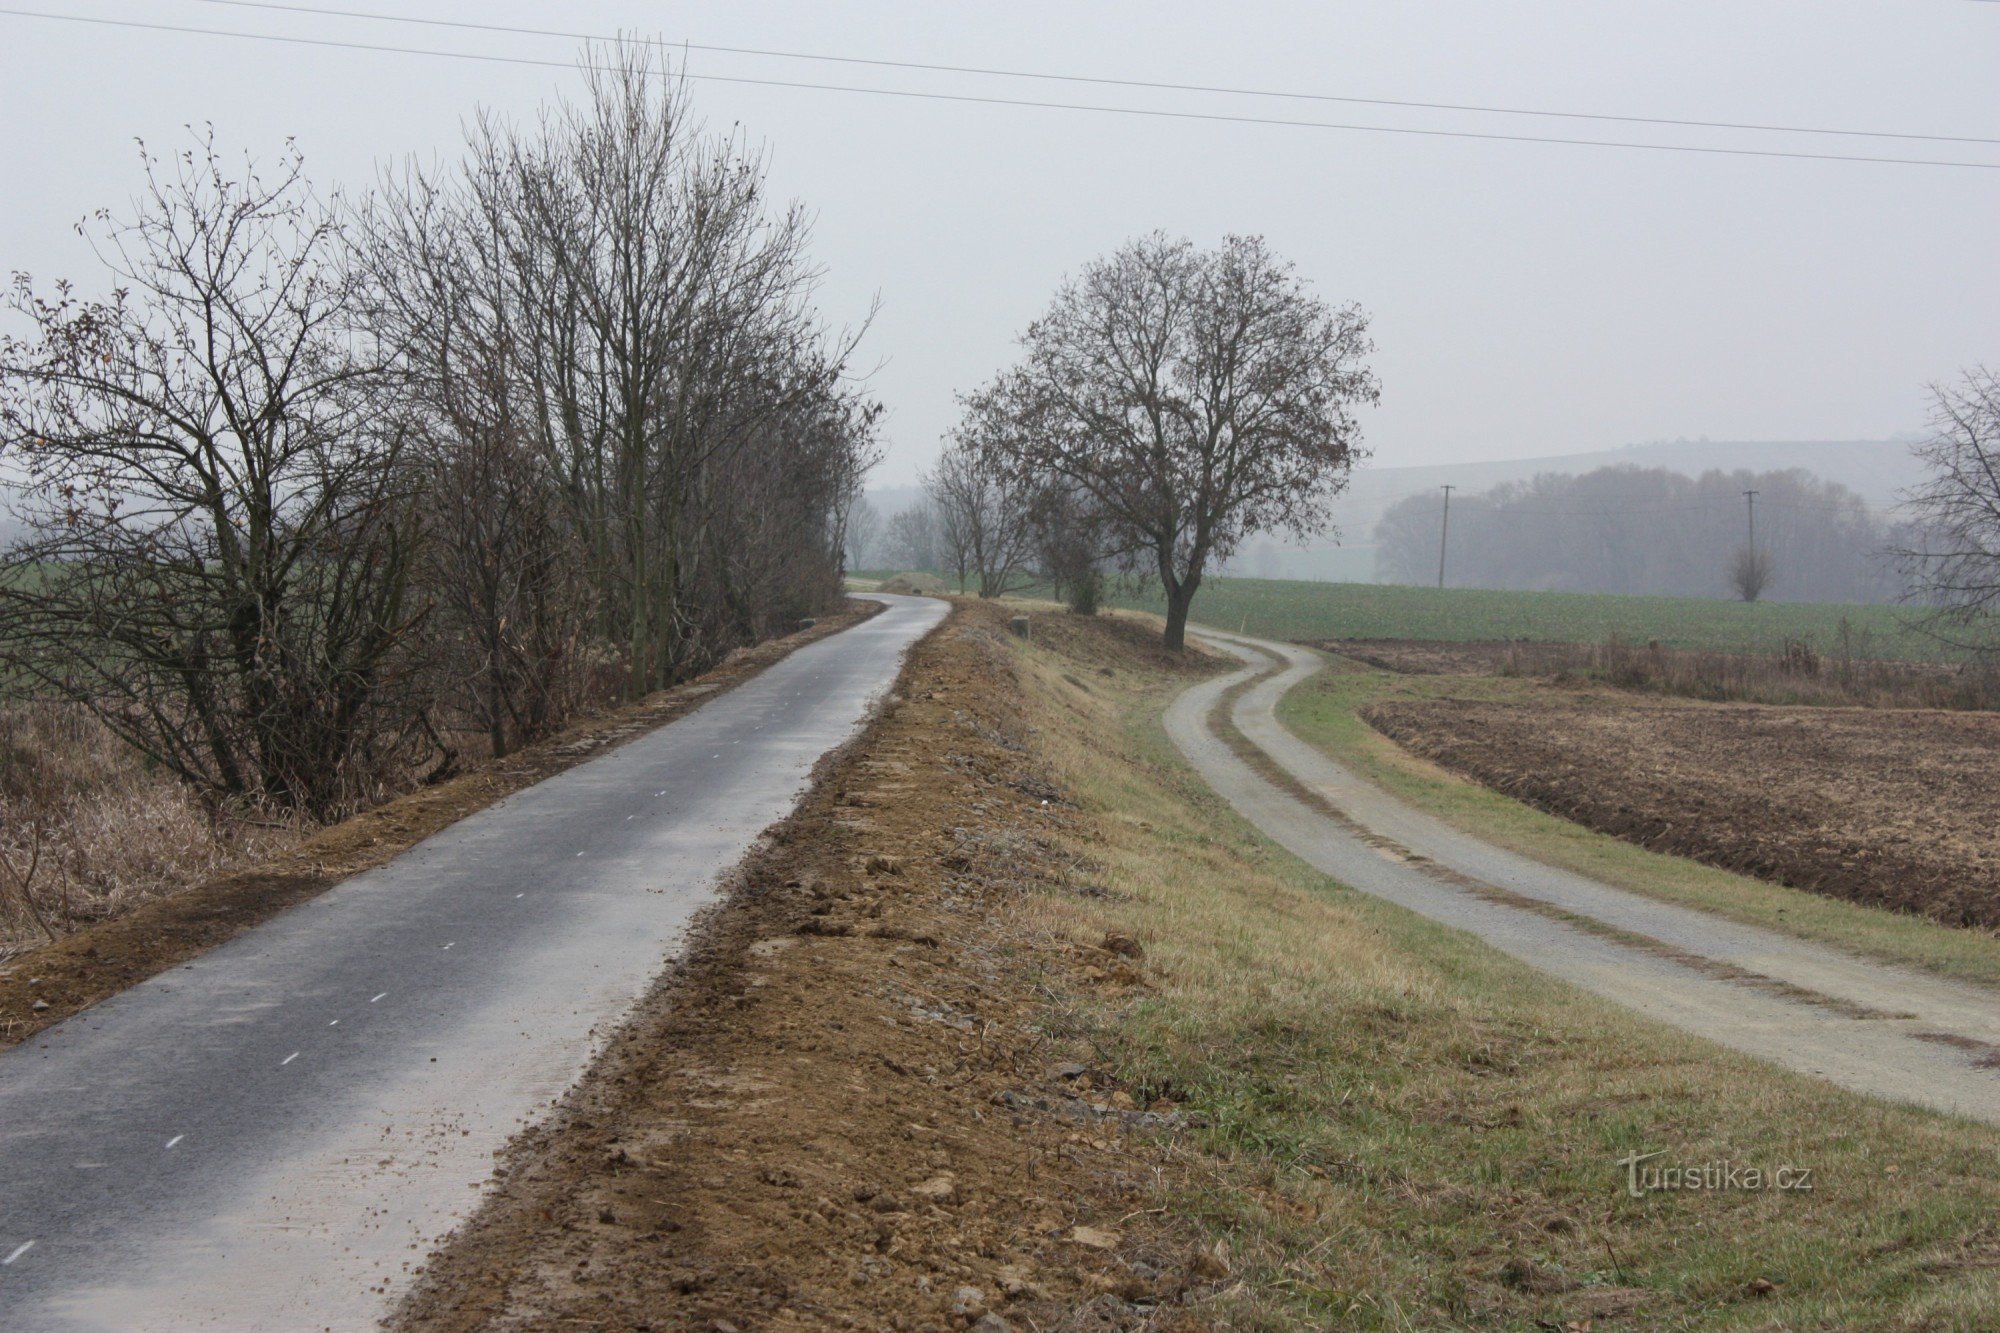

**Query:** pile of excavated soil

left=0, top=604, right=881, bottom=1053
left=876, top=572, right=954, bottom=596
left=1367, top=694, right=2000, bottom=929
left=396, top=607, right=1222, bottom=1332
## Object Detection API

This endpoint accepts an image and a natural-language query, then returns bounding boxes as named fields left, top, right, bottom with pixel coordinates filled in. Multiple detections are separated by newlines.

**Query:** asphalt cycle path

left=0, top=594, right=949, bottom=1331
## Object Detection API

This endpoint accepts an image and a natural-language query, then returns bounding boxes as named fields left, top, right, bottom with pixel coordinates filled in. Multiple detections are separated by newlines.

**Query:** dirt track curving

left=1174, top=628, right=2000, bottom=1127
left=1365, top=694, right=2000, bottom=929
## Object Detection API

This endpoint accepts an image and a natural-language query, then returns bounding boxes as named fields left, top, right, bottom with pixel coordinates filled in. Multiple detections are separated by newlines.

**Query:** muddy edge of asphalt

left=0, top=600, right=885, bottom=1054
left=0, top=596, right=947, bottom=1333
left=1172, top=628, right=2000, bottom=1129
left=390, top=605, right=1217, bottom=1331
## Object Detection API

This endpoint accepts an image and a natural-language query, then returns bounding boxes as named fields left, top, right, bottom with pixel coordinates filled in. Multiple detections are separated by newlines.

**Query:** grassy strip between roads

left=1275, top=658, right=2000, bottom=995
left=1016, top=610, right=2000, bottom=1328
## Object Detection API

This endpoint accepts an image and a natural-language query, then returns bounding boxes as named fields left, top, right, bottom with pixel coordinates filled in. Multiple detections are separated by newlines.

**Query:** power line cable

left=188, top=0, right=2000, bottom=149
left=3, top=8, right=1997, bottom=171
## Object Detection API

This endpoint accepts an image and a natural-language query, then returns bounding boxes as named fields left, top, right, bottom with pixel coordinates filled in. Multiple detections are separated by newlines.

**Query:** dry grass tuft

left=0, top=702, right=294, bottom=956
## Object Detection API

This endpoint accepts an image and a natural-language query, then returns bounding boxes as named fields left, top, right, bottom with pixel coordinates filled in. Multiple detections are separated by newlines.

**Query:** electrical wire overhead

left=187, top=0, right=2000, bottom=149
left=1, top=7, right=1996, bottom=171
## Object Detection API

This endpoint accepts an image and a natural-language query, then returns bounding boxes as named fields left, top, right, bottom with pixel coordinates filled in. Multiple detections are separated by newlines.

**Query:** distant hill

left=863, top=438, right=1930, bottom=584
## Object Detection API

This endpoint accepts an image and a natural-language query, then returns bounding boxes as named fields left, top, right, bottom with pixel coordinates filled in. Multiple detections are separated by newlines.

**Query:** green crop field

left=1110, top=578, right=1953, bottom=660
left=854, top=567, right=1956, bottom=660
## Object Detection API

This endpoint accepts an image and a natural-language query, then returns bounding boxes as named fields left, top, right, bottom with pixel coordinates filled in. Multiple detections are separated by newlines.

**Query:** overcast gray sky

left=1, top=1, right=1995, bottom=486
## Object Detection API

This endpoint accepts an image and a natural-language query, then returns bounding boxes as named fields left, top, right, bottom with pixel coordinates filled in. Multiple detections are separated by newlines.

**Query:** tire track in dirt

left=1171, top=629, right=2000, bottom=1128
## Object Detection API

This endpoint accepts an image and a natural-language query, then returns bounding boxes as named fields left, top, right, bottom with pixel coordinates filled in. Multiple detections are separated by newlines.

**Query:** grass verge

left=1015, top=611, right=2000, bottom=1328
left=1273, top=660, right=2000, bottom=993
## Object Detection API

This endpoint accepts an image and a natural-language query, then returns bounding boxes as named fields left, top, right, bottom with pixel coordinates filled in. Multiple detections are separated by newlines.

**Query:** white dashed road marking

left=3, top=1242, right=32, bottom=1266
left=164, top=1135, right=184, bottom=1149
left=370, top=992, right=387, bottom=1003
left=280, top=1052, right=299, bottom=1066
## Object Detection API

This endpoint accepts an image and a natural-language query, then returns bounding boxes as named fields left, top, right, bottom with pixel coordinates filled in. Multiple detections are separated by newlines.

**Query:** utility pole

left=1437, top=484, right=1455, bottom=589
left=1743, top=489, right=1758, bottom=554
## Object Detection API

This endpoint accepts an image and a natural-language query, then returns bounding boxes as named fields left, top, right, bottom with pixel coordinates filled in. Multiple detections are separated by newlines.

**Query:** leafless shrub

left=1729, top=543, right=1775, bottom=602
left=1487, top=634, right=2000, bottom=710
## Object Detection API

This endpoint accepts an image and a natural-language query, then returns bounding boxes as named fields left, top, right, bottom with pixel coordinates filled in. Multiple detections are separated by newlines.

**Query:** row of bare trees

left=0, top=47, right=875, bottom=819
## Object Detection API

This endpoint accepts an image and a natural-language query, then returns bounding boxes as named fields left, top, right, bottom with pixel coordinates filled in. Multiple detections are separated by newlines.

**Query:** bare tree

left=474, top=45, right=860, bottom=691
left=923, top=436, right=1040, bottom=598
left=970, top=233, right=1377, bottom=649
left=1900, top=367, right=2000, bottom=651
left=0, top=135, right=420, bottom=817
left=1728, top=544, right=1775, bottom=602
left=843, top=493, right=882, bottom=571
left=880, top=499, right=941, bottom=572
left=363, top=163, right=596, bottom=762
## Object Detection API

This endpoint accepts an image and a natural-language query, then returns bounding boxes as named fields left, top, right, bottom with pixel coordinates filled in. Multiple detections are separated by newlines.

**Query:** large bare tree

left=924, top=431, right=1041, bottom=599
left=1900, top=366, right=2000, bottom=651
left=969, top=233, right=1377, bottom=649
left=0, top=136, right=420, bottom=816
left=363, top=156, right=596, bottom=762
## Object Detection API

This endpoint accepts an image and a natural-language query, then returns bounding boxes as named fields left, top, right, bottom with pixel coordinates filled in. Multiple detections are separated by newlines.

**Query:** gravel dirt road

left=1172, top=629, right=2000, bottom=1128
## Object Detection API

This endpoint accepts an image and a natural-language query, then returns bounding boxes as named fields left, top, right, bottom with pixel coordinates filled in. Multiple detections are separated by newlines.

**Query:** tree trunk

left=1162, top=581, right=1196, bottom=651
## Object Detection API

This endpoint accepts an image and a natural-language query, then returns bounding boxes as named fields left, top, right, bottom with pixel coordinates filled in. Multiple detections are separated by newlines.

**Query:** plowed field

left=1365, top=695, right=2000, bottom=929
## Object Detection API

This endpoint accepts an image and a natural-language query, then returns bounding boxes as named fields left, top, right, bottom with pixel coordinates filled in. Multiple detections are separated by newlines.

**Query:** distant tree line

left=0, top=47, right=874, bottom=819
left=1375, top=465, right=1909, bottom=604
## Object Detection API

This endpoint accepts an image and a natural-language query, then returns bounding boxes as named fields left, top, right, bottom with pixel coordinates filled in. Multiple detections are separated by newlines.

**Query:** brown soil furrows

left=395, top=609, right=1214, bottom=1332
left=1365, top=694, right=2000, bottom=930
left=0, top=603, right=881, bottom=1054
